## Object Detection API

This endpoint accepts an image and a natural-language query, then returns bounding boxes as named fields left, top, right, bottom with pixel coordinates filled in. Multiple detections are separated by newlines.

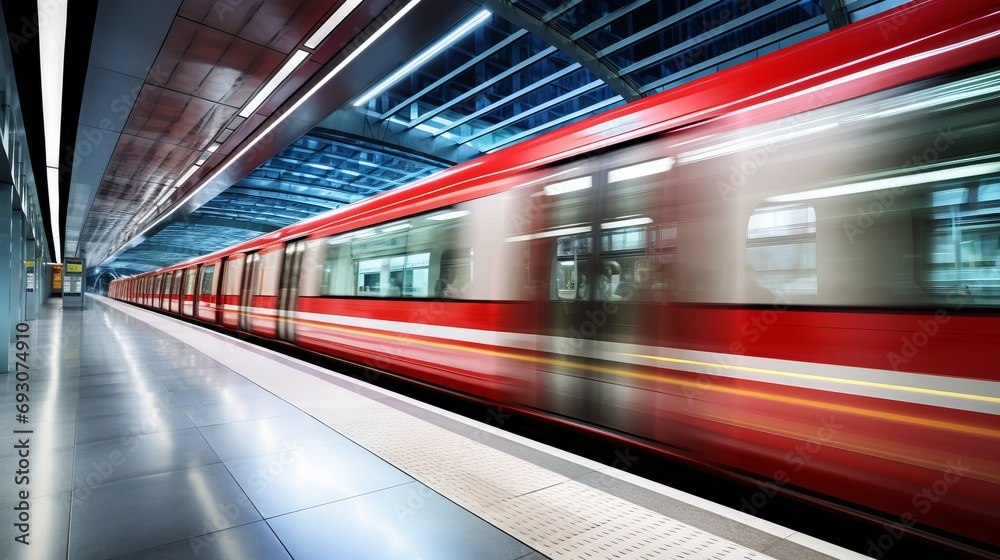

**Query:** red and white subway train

left=111, top=0, right=1000, bottom=550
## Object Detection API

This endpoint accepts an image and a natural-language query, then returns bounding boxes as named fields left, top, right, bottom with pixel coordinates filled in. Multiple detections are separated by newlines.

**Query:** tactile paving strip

left=114, top=301, right=776, bottom=560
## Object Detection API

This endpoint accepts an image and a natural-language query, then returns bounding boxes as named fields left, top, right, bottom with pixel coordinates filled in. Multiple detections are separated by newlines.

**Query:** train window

left=153, top=274, right=162, bottom=296
left=172, top=272, right=183, bottom=296
left=313, top=210, right=470, bottom=298
left=598, top=159, right=672, bottom=303
left=224, top=257, right=243, bottom=295
left=163, top=273, right=173, bottom=295
left=253, top=251, right=282, bottom=296
left=525, top=174, right=594, bottom=301
left=184, top=269, right=197, bottom=296
left=746, top=203, right=817, bottom=301
left=554, top=235, right=591, bottom=300
left=200, top=265, right=216, bottom=295
left=915, top=176, right=1000, bottom=300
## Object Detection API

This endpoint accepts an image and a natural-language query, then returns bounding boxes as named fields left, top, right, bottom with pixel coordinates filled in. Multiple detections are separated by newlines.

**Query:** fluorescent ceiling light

left=341, top=169, right=360, bottom=177
left=304, top=0, right=365, bottom=49
left=358, top=160, right=379, bottom=168
left=47, top=168, right=61, bottom=263
left=39, top=1, right=66, bottom=167
left=543, top=176, right=592, bottom=196
left=240, top=49, right=310, bottom=118
left=173, top=166, right=200, bottom=188
left=608, top=158, right=675, bottom=183
left=766, top=162, right=1000, bottom=203
left=382, top=223, right=411, bottom=233
left=40, top=0, right=68, bottom=262
left=428, top=210, right=469, bottom=221
left=155, top=187, right=178, bottom=206
left=601, top=217, right=653, bottom=229
left=354, top=9, right=491, bottom=107
left=107, top=0, right=422, bottom=266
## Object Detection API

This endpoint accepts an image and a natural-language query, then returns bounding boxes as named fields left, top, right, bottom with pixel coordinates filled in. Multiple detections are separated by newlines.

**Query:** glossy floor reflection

left=0, top=298, right=541, bottom=559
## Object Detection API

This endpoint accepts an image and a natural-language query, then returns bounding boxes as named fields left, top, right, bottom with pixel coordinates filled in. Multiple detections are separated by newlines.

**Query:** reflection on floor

left=0, top=298, right=541, bottom=559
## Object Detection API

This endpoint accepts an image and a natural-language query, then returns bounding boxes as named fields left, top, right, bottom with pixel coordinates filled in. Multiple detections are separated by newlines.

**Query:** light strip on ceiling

left=39, top=0, right=68, bottom=262
left=106, top=1, right=424, bottom=264
left=304, top=0, right=366, bottom=49
left=239, top=49, right=310, bottom=118
left=353, top=9, right=492, bottom=107
left=46, top=168, right=61, bottom=263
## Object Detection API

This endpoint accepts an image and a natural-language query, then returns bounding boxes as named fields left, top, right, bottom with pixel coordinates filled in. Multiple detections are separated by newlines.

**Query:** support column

left=1, top=185, right=12, bottom=372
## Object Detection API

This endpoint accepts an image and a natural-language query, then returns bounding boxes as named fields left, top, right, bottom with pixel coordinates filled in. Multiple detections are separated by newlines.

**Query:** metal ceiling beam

left=434, top=62, right=581, bottom=136
left=409, top=45, right=559, bottom=129
left=122, top=243, right=204, bottom=258
left=376, top=28, right=530, bottom=121
left=618, top=0, right=802, bottom=77
left=569, top=0, right=652, bottom=41
left=461, top=79, right=604, bottom=143
left=477, top=0, right=643, bottom=102
left=183, top=214, right=281, bottom=233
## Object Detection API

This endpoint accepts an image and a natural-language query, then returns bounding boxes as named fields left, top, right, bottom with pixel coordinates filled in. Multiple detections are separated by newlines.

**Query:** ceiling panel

left=179, top=0, right=333, bottom=53
left=103, top=135, right=201, bottom=186
left=122, top=85, right=238, bottom=149
left=149, top=17, right=285, bottom=107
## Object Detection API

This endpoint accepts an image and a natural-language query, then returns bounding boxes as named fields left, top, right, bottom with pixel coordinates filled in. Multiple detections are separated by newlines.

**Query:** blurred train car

left=111, top=0, right=1000, bottom=551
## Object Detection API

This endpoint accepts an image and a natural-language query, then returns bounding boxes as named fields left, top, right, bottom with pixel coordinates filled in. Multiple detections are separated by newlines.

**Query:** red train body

left=111, top=0, right=1000, bottom=551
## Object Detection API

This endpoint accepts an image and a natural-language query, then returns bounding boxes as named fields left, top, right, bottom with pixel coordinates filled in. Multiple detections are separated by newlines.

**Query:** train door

left=170, top=272, right=183, bottom=313
left=238, top=249, right=283, bottom=337
left=277, top=240, right=306, bottom=342
left=193, top=265, right=204, bottom=319
left=196, top=263, right=219, bottom=323
left=153, top=274, right=163, bottom=308
left=592, top=152, right=676, bottom=345
left=191, top=264, right=205, bottom=312
left=238, top=252, right=259, bottom=332
left=161, top=272, right=173, bottom=310
left=182, top=267, right=197, bottom=316
left=220, top=255, right=243, bottom=329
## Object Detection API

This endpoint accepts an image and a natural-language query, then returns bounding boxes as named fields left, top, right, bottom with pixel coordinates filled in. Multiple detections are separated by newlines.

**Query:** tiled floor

left=0, top=299, right=540, bottom=559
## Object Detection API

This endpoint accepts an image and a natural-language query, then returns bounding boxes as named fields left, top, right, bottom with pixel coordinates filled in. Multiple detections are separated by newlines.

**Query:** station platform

left=0, top=295, right=868, bottom=559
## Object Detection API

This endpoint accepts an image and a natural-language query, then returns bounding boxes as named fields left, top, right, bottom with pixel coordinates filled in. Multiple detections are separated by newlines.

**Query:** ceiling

left=1, top=0, right=908, bottom=279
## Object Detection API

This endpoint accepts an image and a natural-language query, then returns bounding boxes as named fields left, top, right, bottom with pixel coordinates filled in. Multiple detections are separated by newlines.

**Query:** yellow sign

left=67, top=263, right=83, bottom=273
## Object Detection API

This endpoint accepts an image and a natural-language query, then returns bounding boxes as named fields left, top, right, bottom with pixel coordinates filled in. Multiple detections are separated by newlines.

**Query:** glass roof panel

left=627, top=0, right=826, bottom=91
